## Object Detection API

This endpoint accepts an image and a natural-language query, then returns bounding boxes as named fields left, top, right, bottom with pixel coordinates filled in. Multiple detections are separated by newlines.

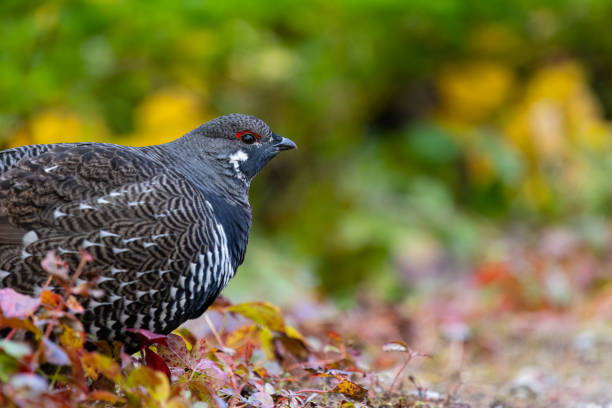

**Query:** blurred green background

left=2, top=0, right=612, bottom=307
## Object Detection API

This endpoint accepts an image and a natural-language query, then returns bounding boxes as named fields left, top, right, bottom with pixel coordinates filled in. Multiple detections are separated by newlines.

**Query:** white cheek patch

left=228, top=150, right=249, bottom=181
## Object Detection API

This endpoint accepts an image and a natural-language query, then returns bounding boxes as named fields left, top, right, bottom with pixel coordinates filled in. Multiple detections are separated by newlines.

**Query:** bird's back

left=0, top=141, right=248, bottom=349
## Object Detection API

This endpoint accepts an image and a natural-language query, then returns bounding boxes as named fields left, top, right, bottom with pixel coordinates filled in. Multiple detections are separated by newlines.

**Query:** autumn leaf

left=143, top=347, right=171, bottom=379
left=189, top=378, right=225, bottom=406
left=59, top=324, right=85, bottom=349
left=85, top=390, right=126, bottom=404
left=157, top=333, right=188, bottom=368
left=274, top=332, right=310, bottom=362
left=65, top=296, right=84, bottom=313
left=125, top=366, right=171, bottom=402
left=0, top=288, right=40, bottom=318
left=194, top=359, right=227, bottom=387
left=40, top=290, right=62, bottom=309
left=251, top=390, right=274, bottom=408
left=382, top=341, right=410, bottom=353
left=332, top=380, right=368, bottom=401
left=81, top=352, right=121, bottom=382
left=228, top=301, right=286, bottom=332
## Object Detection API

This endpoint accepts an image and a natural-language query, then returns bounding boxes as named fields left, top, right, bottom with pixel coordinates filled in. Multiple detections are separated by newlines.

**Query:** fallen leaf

left=382, top=341, right=409, bottom=353
left=86, top=390, right=126, bottom=403
left=251, top=391, right=274, bottom=408
left=0, top=288, right=40, bottom=318
left=332, top=380, right=367, bottom=401
left=228, top=301, right=286, bottom=332
left=274, top=332, right=310, bottom=362
left=40, top=290, right=62, bottom=309
left=126, top=366, right=170, bottom=402
left=82, top=352, right=121, bottom=382
left=59, top=324, right=85, bottom=349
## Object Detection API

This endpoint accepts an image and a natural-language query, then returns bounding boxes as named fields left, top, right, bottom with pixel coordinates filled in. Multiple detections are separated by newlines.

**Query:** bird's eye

left=236, top=131, right=260, bottom=144
left=241, top=133, right=256, bottom=144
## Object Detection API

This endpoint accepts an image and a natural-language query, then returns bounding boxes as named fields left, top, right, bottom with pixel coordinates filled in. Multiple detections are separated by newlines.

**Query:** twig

left=387, top=355, right=412, bottom=392
left=204, top=314, right=224, bottom=348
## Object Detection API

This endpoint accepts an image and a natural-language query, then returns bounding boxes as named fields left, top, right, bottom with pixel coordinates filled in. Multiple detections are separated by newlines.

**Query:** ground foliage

left=1, top=228, right=611, bottom=407
left=0, top=252, right=452, bottom=408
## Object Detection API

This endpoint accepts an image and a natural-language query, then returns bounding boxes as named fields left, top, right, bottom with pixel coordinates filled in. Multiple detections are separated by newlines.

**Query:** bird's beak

left=272, top=133, right=297, bottom=151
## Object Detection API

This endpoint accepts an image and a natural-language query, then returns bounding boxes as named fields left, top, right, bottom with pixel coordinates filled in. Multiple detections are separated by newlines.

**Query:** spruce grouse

left=0, top=113, right=296, bottom=348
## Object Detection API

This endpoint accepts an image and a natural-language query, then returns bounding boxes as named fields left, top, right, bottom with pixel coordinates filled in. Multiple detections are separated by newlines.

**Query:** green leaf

left=0, top=340, right=31, bottom=358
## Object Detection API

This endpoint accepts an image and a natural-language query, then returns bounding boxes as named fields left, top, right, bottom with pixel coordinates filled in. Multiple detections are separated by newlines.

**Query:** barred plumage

left=0, top=113, right=296, bottom=349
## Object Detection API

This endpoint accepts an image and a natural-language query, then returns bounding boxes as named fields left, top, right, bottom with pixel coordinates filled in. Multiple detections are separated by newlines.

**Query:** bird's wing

left=0, top=144, right=228, bottom=341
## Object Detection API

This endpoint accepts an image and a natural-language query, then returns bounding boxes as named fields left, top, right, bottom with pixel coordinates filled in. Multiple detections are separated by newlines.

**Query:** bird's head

left=171, top=114, right=296, bottom=195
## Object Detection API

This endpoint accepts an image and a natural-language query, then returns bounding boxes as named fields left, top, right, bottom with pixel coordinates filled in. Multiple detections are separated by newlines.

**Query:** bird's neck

left=140, top=143, right=251, bottom=207
left=140, top=143, right=252, bottom=267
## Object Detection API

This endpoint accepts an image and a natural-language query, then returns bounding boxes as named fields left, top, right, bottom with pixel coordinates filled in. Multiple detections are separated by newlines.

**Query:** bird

left=0, top=113, right=296, bottom=349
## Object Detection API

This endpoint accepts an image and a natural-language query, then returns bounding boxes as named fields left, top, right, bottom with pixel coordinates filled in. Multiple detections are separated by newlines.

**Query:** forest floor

left=276, top=299, right=612, bottom=407
left=1, top=227, right=611, bottom=407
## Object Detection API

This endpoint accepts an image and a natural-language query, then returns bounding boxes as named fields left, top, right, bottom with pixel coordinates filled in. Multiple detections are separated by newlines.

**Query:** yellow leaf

left=59, top=324, right=85, bottom=349
left=126, top=366, right=170, bottom=402
left=130, top=88, right=208, bottom=146
left=30, top=110, right=84, bottom=144
left=285, top=325, right=305, bottom=341
left=259, top=327, right=275, bottom=360
left=86, top=390, right=125, bottom=404
left=332, top=380, right=368, bottom=401
left=82, top=352, right=121, bottom=382
left=226, top=324, right=258, bottom=349
left=228, top=301, right=286, bottom=332
left=437, top=61, right=514, bottom=124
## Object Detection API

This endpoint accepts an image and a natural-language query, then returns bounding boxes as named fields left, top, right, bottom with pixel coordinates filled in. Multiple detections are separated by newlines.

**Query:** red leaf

left=144, top=347, right=171, bottom=379
left=167, top=333, right=188, bottom=359
left=126, top=328, right=168, bottom=347
left=0, top=288, right=40, bottom=319
left=157, top=334, right=188, bottom=368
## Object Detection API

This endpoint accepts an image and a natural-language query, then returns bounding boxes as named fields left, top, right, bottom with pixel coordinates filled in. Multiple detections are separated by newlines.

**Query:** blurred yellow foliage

left=6, top=89, right=210, bottom=150
left=126, top=88, right=210, bottom=146
left=505, top=61, right=609, bottom=160
left=435, top=59, right=612, bottom=210
left=8, top=110, right=108, bottom=149
left=436, top=61, right=515, bottom=125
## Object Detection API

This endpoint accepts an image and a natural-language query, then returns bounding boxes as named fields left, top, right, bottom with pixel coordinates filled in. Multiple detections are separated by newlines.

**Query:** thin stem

left=387, top=355, right=412, bottom=392
left=4, top=328, right=16, bottom=340
left=204, top=314, right=224, bottom=348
